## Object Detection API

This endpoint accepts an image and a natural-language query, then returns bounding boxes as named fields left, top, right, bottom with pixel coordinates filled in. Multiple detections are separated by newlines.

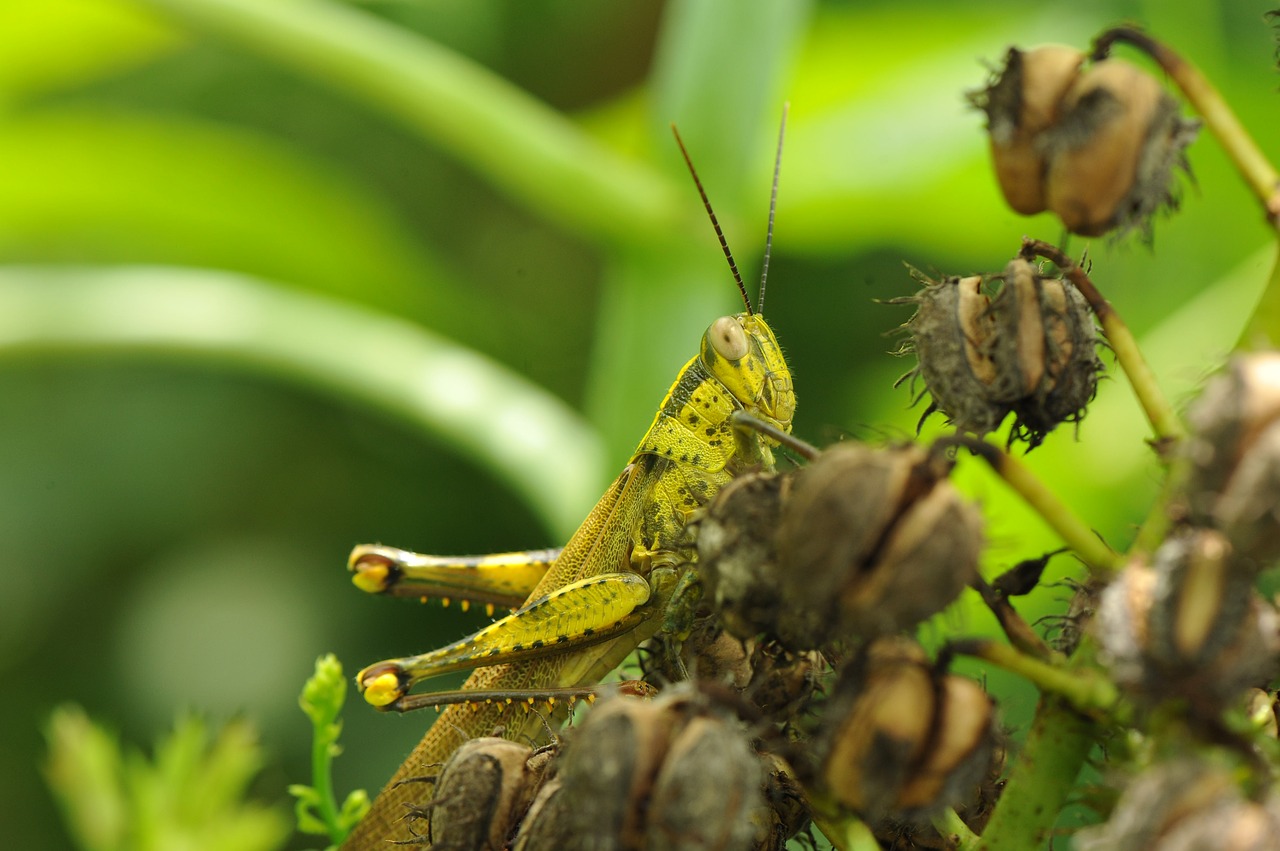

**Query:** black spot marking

left=583, top=627, right=595, bottom=636
left=531, top=639, right=545, bottom=649
left=511, top=643, right=524, bottom=652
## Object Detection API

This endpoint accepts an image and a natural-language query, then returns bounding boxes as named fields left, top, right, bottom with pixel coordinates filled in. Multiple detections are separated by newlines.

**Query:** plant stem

left=939, top=436, right=1123, bottom=578
left=933, top=807, right=980, bottom=850
left=975, top=697, right=1095, bottom=851
left=950, top=639, right=1126, bottom=724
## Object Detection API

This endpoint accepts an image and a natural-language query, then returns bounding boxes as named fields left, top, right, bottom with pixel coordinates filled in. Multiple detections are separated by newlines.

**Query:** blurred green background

left=3, top=0, right=1277, bottom=847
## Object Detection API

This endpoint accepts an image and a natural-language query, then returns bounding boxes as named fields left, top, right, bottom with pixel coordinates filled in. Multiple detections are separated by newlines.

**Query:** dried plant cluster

left=346, top=23, right=1280, bottom=851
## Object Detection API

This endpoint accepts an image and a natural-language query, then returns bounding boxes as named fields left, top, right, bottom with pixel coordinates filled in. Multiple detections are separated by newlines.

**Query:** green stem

left=943, top=437, right=1123, bottom=578
left=309, top=723, right=341, bottom=843
left=952, top=640, right=1127, bottom=724
left=136, top=0, right=681, bottom=246
left=975, top=697, right=1095, bottom=851
left=933, top=807, right=980, bottom=850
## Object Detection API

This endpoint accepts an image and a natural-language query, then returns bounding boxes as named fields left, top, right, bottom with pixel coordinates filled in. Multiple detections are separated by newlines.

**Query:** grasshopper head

left=701, top=312, right=795, bottom=434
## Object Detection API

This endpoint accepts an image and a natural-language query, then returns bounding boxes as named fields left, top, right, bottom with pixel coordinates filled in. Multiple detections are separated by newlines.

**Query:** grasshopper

left=341, top=119, right=796, bottom=849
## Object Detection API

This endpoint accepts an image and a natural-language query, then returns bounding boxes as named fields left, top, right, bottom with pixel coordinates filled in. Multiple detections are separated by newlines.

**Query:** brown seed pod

left=1043, top=58, right=1198, bottom=237
left=1180, top=352, right=1280, bottom=571
left=892, top=262, right=1100, bottom=447
left=1094, top=529, right=1280, bottom=713
left=1075, top=761, right=1280, bottom=851
left=893, top=273, right=1010, bottom=437
left=697, top=442, right=981, bottom=651
left=973, top=44, right=1086, bottom=214
left=515, top=688, right=785, bottom=851
left=693, top=470, right=792, bottom=643
left=418, top=736, right=548, bottom=851
left=994, top=258, right=1102, bottom=447
left=645, top=715, right=769, bottom=851
left=810, top=639, right=999, bottom=824
left=774, top=443, right=983, bottom=648
left=510, top=777, right=570, bottom=851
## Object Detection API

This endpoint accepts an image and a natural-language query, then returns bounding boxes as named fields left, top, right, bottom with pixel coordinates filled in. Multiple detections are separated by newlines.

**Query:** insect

left=340, top=114, right=796, bottom=849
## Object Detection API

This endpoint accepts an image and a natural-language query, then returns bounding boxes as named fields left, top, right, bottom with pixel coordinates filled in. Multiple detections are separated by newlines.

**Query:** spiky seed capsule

left=697, top=442, right=981, bottom=650
left=895, top=273, right=1009, bottom=437
left=1094, top=529, right=1280, bottom=714
left=692, top=470, right=791, bottom=642
left=975, top=44, right=1086, bottom=214
left=812, top=639, right=999, bottom=824
left=1181, top=352, right=1280, bottom=570
left=1044, top=58, right=1198, bottom=237
left=894, top=260, right=1100, bottom=447
left=516, top=689, right=782, bottom=851
left=1075, top=761, right=1280, bottom=851
left=422, top=737, right=546, bottom=851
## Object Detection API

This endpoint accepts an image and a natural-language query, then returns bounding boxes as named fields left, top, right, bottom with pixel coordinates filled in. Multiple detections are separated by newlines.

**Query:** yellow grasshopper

left=341, top=120, right=796, bottom=849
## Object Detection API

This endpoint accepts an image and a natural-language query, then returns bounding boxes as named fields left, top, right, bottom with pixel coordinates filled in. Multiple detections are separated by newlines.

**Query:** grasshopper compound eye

left=707, top=315, right=749, bottom=360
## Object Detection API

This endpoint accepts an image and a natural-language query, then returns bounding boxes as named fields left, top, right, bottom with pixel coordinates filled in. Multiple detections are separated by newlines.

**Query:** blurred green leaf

left=0, top=109, right=449, bottom=317
left=0, top=265, right=604, bottom=538
left=45, top=706, right=290, bottom=851
left=0, top=0, right=179, bottom=109
left=134, top=0, right=683, bottom=245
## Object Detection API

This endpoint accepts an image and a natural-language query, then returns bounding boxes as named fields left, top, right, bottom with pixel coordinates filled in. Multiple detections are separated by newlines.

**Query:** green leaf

left=135, top=0, right=681, bottom=245
left=44, top=706, right=290, bottom=851
left=0, top=0, right=179, bottom=109
left=0, top=265, right=605, bottom=538
left=0, top=109, right=447, bottom=318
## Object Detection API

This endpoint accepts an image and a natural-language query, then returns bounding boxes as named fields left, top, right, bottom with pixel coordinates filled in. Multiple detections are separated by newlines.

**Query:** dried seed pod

left=773, top=443, right=982, bottom=647
left=994, top=259, right=1102, bottom=447
left=645, top=715, right=768, bottom=851
left=693, top=470, right=792, bottom=642
left=419, top=736, right=548, bottom=851
left=1075, top=761, right=1280, bottom=851
left=1094, top=529, right=1280, bottom=713
left=517, top=688, right=785, bottom=851
left=810, top=639, right=999, bottom=824
left=1181, top=353, right=1280, bottom=570
left=698, top=442, right=981, bottom=650
left=894, top=273, right=1010, bottom=437
left=1043, top=58, right=1198, bottom=237
left=893, top=262, right=1100, bottom=447
left=973, top=44, right=1086, bottom=214
left=643, top=609, right=825, bottom=725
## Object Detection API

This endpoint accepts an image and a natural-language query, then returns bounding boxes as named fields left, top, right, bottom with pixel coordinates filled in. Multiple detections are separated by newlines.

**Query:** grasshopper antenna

left=671, top=123, right=753, bottom=316
left=758, top=102, right=788, bottom=316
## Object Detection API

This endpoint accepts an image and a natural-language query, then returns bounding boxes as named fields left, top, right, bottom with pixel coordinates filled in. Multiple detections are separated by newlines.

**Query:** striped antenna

left=671, top=124, right=753, bottom=315
left=758, top=102, right=789, bottom=315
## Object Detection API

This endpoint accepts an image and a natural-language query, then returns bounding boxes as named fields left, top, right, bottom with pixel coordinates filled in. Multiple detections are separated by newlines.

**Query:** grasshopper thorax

left=701, top=312, right=795, bottom=435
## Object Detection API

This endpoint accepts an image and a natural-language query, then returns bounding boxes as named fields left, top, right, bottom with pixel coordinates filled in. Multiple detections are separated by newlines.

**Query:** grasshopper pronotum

left=342, top=114, right=796, bottom=848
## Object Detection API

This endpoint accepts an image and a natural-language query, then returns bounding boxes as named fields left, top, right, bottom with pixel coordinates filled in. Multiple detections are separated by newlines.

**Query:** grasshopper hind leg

left=358, top=571, right=655, bottom=709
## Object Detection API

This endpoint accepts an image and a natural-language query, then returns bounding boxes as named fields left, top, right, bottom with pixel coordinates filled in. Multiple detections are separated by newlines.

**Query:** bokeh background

left=3, top=0, right=1278, bottom=847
